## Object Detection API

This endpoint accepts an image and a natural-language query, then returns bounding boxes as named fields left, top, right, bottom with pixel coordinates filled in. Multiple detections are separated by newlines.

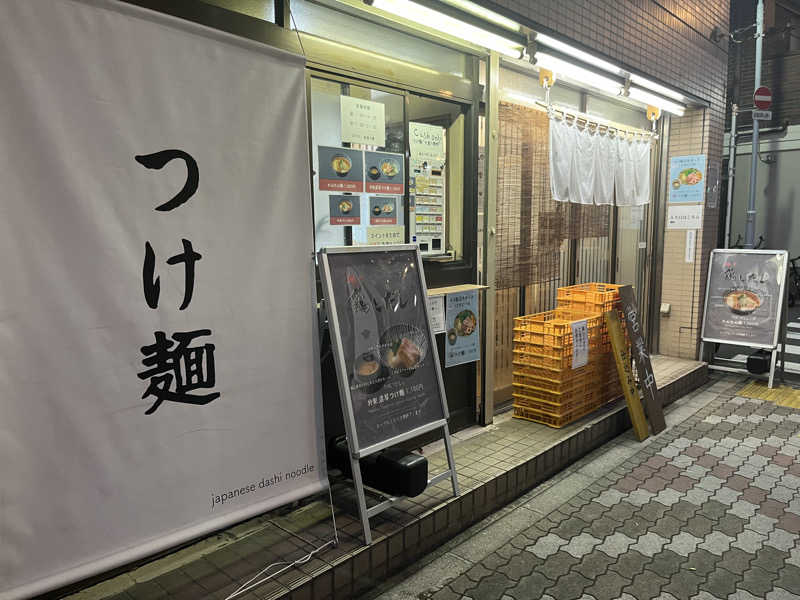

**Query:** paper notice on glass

left=685, top=229, right=696, bottom=263
left=571, top=319, right=589, bottom=369
left=366, top=225, right=404, bottom=245
left=627, top=205, right=644, bottom=229
left=409, top=121, right=445, bottom=162
left=427, top=295, right=446, bottom=334
left=340, top=96, right=385, bottom=147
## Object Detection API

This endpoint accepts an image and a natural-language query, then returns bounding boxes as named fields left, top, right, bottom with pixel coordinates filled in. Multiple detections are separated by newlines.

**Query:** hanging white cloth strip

left=593, top=133, right=616, bottom=206
left=632, top=139, right=652, bottom=206
left=545, top=105, right=653, bottom=206
left=549, top=115, right=574, bottom=203
left=570, top=125, right=596, bottom=205
left=614, top=136, right=637, bottom=206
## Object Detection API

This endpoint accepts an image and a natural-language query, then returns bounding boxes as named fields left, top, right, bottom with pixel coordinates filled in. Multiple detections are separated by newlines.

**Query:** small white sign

left=667, top=204, right=703, bottom=230
left=571, top=319, right=589, bottom=369
left=685, top=229, right=697, bottom=263
left=409, top=121, right=445, bottom=162
left=625, top=205, right=644, bottom=230
left=427, top=295, right=446, bottom=334
left=340, top=96, right=385, bottom=147
left=753, top=110, right=772, bottom=121
left=366, top=225, right=404, bottom=245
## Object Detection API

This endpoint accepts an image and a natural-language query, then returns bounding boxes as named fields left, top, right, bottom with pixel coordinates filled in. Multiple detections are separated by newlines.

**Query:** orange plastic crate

left=512, top=401, right=598, bottom=428
left=513, top=310, right=603, bottom=347
left=512, top=391, right=589, bottom=414
left=511, top=378, right=593, bottom=403
left=513, top=347, right=608, bottom=370
left=512, top=361, right=596, bottom=382
left=512, top=371, right=591, bottom=396
left=557, top=283, right=623, bottom=314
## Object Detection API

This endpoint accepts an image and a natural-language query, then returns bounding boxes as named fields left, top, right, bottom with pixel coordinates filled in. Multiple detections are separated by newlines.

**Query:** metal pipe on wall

left=725, top=106, right=738, bottom=248
left=745, top=0, right=764, bottom=248
left=725, top=36, right=742, bottom=249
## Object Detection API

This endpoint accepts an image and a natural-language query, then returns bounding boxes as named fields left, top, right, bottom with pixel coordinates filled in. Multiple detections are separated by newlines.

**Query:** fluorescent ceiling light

left=536, top=33, right=624, bottom=77
left=536, top=52, right=622, bottom=96
left=629, top=74, right=687, bottom=103
left=628, top=86, right=686, bottom=116
left=536, top=32, right=691, bottom=106
left=371, top=0, right=524, bottom=57
left=438, top=0, right=521, bottom=32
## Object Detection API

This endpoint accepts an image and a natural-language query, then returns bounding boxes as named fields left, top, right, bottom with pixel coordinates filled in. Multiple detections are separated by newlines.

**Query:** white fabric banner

left=632, top=139, right=652, bottom=206
left=0, top=2, right=327, bottom=599
left=614, top=137, right=637, bottom=206
left=549, top=117, right=574, bottom=203
left=549, top=116, right=651, bottom=206
left=593, top=134, right=616, bottom=206
left=569, top=127, right=596, bottom=205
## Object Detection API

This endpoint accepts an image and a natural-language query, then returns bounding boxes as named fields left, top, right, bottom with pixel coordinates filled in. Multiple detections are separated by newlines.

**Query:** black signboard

left=319, top=245, right=447, bottom=455
left=701, top=249, right=788, bottom=349
left=619, top=285, right=666, bottom=434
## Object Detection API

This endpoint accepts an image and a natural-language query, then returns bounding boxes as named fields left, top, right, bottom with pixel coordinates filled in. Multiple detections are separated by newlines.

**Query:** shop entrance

left=308, top=72, right=479, bottom=433
left=489, top=65, right=661, bottom=411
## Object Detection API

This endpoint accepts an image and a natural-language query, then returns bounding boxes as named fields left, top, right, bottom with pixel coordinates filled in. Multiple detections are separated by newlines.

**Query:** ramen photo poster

left=445, top=290, right=480, bottom=367
left=322, top=248, right=446, bottom=450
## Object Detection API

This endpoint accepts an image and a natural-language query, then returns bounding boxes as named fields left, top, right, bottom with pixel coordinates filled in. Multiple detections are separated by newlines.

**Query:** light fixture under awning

left=339, top=0, right=694, bottom=115
left=368, top=0, right=525, bottom=57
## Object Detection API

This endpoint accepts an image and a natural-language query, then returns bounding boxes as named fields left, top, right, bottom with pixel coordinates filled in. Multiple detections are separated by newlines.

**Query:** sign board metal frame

left=700, top=249, right=789, bottom=388
left=318, top=244, right=459, bottom=544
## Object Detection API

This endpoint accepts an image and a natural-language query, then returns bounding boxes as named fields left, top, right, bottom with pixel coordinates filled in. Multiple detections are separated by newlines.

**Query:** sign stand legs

left=769, top=348, right=778, bottom=389
left=442, top=422, right=461, bottom=497
left=349, top=455, right=374, bottom=545
left=350, top=422, right=459, bottom=545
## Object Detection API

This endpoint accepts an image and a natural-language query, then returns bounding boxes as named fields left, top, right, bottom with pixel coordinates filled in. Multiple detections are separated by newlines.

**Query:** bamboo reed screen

left=495, top=103, right=564, bottom=290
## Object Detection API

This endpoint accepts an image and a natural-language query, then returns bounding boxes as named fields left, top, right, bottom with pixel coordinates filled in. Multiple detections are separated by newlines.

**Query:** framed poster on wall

left=669, top=154, right=706, bottom=204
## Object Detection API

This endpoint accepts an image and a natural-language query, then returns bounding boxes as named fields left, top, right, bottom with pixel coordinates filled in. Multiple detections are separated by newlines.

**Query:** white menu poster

left=571, top=320, right=589, bottom=369
left=428, top=295, right=446, bottom=334
left=409, top=121, right=445, bottom=162
left=341, top=96, right=386, bottom=147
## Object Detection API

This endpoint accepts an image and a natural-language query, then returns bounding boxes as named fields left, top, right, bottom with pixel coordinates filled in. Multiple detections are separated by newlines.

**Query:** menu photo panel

left=320, top=247, right=447, bottom=452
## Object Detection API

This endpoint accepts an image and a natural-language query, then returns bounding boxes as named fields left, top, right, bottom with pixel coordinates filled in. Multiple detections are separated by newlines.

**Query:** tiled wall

left=475, top=0, right=731, bottom=358
left=661, top=109, right=717, bottom=359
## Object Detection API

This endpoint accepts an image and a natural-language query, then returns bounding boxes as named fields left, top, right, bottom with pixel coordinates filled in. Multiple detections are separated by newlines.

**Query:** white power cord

left=223, top=486, right=340, bottom=600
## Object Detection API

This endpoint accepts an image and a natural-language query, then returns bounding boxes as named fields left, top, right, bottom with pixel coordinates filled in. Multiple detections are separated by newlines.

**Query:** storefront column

left=481, top=51, right=499, bottom=425
left=658, top=107, right=723, bottom=359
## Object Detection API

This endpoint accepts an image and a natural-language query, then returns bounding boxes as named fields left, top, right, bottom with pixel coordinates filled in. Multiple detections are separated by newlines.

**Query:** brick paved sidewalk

left=368, top=376, right=800, bottom=600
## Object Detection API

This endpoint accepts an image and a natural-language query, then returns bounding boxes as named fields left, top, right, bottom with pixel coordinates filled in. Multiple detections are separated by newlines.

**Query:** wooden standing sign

left=618, top=286, right=666, bottom=434
left=606, top=310, right=649, bottom=442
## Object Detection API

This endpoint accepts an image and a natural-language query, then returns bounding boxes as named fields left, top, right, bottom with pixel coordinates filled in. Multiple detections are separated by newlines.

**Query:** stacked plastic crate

left=512, top=283, right=624, bottom=428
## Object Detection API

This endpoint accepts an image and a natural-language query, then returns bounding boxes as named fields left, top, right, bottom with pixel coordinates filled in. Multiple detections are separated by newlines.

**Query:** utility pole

left=745, top=0, right=764, bottom=248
